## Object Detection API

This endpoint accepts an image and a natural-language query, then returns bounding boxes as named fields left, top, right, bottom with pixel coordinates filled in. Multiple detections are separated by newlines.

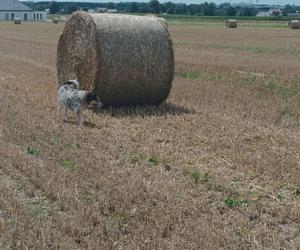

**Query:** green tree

left=138, top=4, right=150, bottom=13
left=49, top=1, right=59, bottom=14
left=239, top=7, right=257, bottom=16
left=188, top=4, right=202, bottom=15
left=129, top=2, right=138, bottom=13
left=203, top=2, right=216, bottom=16
left=225, top=6, right=236, bottom=16
left=66, top=4, right=78, bottom=14
left=149, top=0, right=160, bottom=14
left=174, top=4, right=187, bottom=15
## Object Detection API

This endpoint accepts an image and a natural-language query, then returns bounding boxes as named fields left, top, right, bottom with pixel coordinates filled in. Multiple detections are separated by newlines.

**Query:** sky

left=23, top=0, right=300, bottom=5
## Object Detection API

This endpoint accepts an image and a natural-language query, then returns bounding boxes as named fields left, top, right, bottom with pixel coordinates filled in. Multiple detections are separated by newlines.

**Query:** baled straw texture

left=57, top=12, right=174, bottom=106
left=52, top=18, right=59, bottom=24
left=288, top=20, right=300, bottom=29
left=226, top=19, right=237, bottom=28
left=14, top=18, right=21, bottom=24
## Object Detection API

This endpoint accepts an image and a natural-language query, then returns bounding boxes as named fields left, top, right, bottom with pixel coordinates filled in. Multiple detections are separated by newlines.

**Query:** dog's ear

left=85, top=93, right=96, bottom=104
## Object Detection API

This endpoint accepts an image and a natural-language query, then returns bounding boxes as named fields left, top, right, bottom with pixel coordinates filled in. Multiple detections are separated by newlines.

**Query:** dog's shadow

left=84, top=120, right=101, bottom=129
left=94, top=102, right=194, bottom=118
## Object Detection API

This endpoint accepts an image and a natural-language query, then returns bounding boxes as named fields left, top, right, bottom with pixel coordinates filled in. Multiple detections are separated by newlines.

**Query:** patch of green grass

left=64, top=143, right=80, bottom=149
left=26, top=176, right=40, bottom=188
left=129, top=152, right=145, bottom=164
left=183, top=169, right=211, bottom=185
left=175, top=192, right=183, bottom=199
left=196, top=137, right=209, bottom=147
left=176, top=40, right=300, bottom=55
left=105, top=211, right=128, bottom=234
left=147, top=155, right=159, bottom=166
left=177, top=71, right=224, bottom=81
left=240, top=73, right=299, bottom=103
left=26, top=146, right=39, bottom=156
left=276, top=102, right=297, bottom=127
left=266, top=81, right=295, bottom=99
left=50, top=137, right=60, bottom=145
left=160, top=14, right=295, bottom=22
left=276, top=191, right=285, bottom=201
left=215, top=184, right=227, bottom=193
left=243, top=133, right=263, bottom=142
left=224, top=197, right=249, bottom=208
left=294, top=189, right=300, bottom=197
left=190, top=170, right=201, bottom=184
left=80, top=190, right=97, bottom=204
left=60, top=159, right=77, bottom=172
left=239, top=73, right=260, bottom=85
left=25, top=198, right=49, bottom=219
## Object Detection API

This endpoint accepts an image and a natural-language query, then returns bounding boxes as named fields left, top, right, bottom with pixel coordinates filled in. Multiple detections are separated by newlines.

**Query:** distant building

left=268, top=8, right=282, bottom=16
left=256, top=8, right=282, bottom=17
left=95, top=8, right=117, bottom=14
left=0, top=0, right=47, bottom=21
left=287, top=12, right=300, bottom=17
left=256, top=12, right=270, bottom=17
left=96, top=8, right=107, bottom=13
left=106, top=9, right=117, bottom=13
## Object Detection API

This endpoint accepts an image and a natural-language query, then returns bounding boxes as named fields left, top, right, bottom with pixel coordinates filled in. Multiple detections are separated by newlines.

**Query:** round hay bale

left=288, top=20, right=300, bottom=29
left=13, top=18, right=21, bottom=24
left=145, top=14, right=168, bottom=29
left=226, top=19, right=237, bottom=28
left=57, top=12, right=174, bottom=106
left=157, top=17, right=168, bottom=29
left=52, top=18, right=59, bottom=24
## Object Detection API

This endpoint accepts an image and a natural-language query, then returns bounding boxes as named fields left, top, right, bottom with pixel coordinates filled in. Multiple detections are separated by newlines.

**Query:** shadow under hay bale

left=14, top=18, right=21, bottom=24
left=95, top=102, right=194, bottom=118
left=288, top=20, right=300, bottom=29
left=226, top=19, right=237, bottom=28
left=57, top=12, right=174, bottom=106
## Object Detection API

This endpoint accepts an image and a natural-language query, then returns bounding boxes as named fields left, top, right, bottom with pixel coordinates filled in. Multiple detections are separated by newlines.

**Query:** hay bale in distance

left=52, top=18, right=59, bottom=24
left=288, top=20, right=300, bottom=29
left=13, top=18, right=21, bottom=24
left=226, top=19, right=237, bottom=28
left=57, top=12, right=174, bottom=106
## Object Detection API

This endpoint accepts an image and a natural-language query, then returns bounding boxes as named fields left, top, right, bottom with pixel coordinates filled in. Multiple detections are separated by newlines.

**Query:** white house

left=0, top=0, right=47, bottom=21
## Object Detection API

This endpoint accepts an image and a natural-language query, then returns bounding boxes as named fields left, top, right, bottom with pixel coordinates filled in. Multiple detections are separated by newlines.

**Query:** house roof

left=0, top=0, right=33, bottom=11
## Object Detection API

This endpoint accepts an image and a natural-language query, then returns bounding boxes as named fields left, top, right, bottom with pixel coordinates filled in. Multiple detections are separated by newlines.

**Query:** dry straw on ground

left=288, top=20, right=300, bottom=29
left=57, top=12, right=174, bottom=106
left=226, top=19, right=237, bottom=28
left=13, top=18, right=21, bottom=24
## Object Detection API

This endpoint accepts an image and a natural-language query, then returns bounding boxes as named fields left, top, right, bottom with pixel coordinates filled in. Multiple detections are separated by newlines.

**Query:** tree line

left=26, top=1, right=300, bottom=16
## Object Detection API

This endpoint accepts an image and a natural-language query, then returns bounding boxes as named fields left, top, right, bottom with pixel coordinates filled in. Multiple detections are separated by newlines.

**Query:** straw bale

left=57, top=12, right=174, bottom=105
left=226, top=19, right=237, bottom=28
left=288, top=20, right=300, bottom=29
left=14, top=18, right=21, bottom=24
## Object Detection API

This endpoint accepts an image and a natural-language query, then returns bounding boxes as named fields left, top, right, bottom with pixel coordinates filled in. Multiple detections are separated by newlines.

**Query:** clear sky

left=23, top=0, right=300, bottom=5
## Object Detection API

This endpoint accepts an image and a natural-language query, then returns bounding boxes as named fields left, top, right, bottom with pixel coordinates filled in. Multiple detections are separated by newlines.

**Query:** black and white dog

left=58, top=79, right=103, bottom=126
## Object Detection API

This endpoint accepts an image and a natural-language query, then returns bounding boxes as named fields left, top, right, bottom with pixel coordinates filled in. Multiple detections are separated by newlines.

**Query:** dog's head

left=85, top=93, right=103, bottom=110
left=62, top=79, right=80, bottom=89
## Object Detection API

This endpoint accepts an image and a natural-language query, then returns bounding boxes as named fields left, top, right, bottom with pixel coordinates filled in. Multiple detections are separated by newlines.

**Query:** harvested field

left=0, top=21, right=300, bottom=249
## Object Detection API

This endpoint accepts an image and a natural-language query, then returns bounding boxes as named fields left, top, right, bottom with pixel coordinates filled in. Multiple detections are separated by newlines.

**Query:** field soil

left=0, top=22, right=300, bottom=249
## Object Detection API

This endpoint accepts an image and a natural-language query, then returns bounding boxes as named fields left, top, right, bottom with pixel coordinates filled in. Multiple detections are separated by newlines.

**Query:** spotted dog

left=58, top=79, right=103, bottom=126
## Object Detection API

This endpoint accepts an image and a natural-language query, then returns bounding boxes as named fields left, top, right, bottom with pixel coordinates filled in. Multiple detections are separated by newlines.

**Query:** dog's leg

left=64, top=107, right=68, bottom=120
left=76, top=111, right=83, bottom=127
left=57, top=103, right=63, bottom=122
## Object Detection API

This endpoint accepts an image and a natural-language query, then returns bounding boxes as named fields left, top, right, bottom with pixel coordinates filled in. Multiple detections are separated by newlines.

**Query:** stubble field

left=0, top=20, right=299, bottom=249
